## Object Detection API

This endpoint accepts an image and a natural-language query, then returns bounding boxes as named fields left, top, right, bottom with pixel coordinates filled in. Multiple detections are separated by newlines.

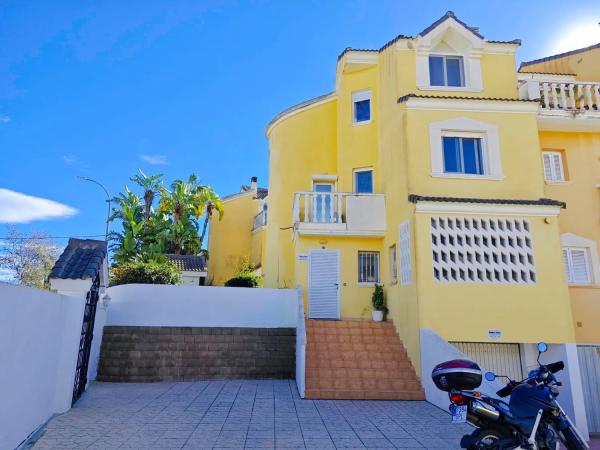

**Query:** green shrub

left=225, top=272, right=260, bottom=288
left=110, top=258, right=181, bottom=286
left=372, top=284, right=388, bottom=314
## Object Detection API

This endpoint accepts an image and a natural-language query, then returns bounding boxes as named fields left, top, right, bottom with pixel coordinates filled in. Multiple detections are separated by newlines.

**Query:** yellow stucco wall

left=264, top=98, right=338, bottom=289
left=413, top=212, right=575, bottom=344
left=539, top=131, right=600, bottom=343
left=520, top=46, right=600, bottom=81
left=208, top=192, right=261, bottom=285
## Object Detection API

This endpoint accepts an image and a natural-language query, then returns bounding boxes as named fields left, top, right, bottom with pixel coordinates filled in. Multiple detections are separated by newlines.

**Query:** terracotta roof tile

left=409, top=194, right=566, bottom=208
left=397, top=93, right=539, bottom=103
left=165, top=254, right=207, bottom=272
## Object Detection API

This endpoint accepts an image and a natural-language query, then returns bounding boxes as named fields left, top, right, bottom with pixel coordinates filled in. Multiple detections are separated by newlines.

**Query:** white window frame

left=542, top=151, right=566, bottom=182
left=399, top=220, right=412, bottom=285
left=358, top=251, right=380, bottom=285
left=352, top=90, right=371, bottom=125
left=430, top=117, right=503, bottom=180
left=441, top=132, right=486, bottom=176
left=353, top=167, right=374, bottom=193
left=389, top=244, right=398, bottom=284
left=563, top=247, right=592, bottom=285
left=428, top=54, right=465, bottom=87
left=414, top=16, right=484, bottom=92
left=561, top=233, right=600, bottom=285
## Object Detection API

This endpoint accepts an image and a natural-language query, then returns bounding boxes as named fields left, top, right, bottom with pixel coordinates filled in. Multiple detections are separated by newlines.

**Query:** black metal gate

left=72, top=274, right=100, bottom=404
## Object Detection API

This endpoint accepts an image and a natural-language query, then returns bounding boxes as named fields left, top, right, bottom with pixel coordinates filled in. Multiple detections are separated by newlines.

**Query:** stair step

left=307, top=367, right=418, bottom=380
left=306, top=378, right=421, bottom=391
left=305, top=388, right=426, bottom=401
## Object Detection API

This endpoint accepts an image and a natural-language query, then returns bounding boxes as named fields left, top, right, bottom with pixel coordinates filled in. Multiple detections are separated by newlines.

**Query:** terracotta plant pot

left=372, top=310, right=383, bottom=322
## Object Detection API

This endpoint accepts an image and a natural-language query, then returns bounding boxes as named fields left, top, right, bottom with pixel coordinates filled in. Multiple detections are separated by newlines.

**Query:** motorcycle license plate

left=451, top=405, right=467, bottom=423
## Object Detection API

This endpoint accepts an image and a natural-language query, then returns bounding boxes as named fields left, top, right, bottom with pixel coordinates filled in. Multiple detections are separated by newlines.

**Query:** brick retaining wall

left=97, top=326, right=295, bottom=382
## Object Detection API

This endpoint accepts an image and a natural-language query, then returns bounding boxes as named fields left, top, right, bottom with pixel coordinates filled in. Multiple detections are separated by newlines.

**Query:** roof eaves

left=520, top=42, right=600, bottom=68
left=408, top=194, right=566, bottom=208
left=418, top=11, right=484, bottom=40
left=266, top=91, right=335, bottom=135
left=397, top=93, right=539, bottom=103
left=337, top=47, right=379, bottom=61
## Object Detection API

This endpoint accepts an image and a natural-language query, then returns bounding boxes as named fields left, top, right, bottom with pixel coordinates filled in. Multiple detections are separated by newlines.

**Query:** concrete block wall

left=97, top=326, right=295, bottom=382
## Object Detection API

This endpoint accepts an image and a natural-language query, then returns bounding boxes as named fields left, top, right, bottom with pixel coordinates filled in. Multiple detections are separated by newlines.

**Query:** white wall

left=106, top=284, right=298, bottom=328
left=0, top=284, right=86, bottom=450
left=420, top=328, right=507, bottom=411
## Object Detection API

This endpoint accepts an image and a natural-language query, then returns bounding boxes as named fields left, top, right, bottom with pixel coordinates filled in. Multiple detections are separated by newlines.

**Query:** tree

left=108, top=187, right=144, bottom=264
left=0, top=227, right=61, bottom=289
left=130, top=170, right=163, bottom=221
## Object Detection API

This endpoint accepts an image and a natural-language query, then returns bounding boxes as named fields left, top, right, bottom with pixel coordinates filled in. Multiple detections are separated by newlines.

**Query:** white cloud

left=0, top=114, right=10, bottom=123
left=0, top=188, right=78, bottom=223
left=140, top=154, right=168, bottom=165
left=62, top=155, right=78, bottom=165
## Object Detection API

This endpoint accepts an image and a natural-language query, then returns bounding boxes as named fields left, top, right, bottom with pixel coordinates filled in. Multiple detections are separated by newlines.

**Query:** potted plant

left=371, top=284, right=388, bottom=321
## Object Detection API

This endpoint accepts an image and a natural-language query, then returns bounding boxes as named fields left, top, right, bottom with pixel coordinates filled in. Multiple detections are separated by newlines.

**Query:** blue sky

left=1, top=0, right=599, bottom=248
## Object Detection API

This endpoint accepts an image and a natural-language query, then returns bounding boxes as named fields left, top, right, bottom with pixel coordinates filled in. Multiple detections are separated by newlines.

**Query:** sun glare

left=552, top=22, right=600, bottom=54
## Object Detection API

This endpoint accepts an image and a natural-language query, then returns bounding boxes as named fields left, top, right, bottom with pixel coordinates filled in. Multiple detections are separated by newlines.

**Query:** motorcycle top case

left=432, top=359, right=482, bottom=391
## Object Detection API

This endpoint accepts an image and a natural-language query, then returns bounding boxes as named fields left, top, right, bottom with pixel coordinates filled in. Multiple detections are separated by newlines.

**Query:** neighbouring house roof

left=49, top=238, right=107, bottom=280
left=397, top=93, right=539, bottom=103
left=408, top=195, right=566, bottom=208
left=519, top=42, right=600, bottom=69
left=241, top=185, right=269, bottom=199
left=165, top=254, right=207, bottom=273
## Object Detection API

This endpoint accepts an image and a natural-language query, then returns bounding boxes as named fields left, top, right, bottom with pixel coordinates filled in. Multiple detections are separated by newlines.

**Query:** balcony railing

left=519, top=76, right=600, bottom=114
left=252, top=210, right=267, bottom=231
left=292, top=192, right=386, bottom=236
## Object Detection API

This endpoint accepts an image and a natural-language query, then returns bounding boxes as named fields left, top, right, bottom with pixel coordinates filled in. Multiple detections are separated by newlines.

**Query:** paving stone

left=29, top=379, right=466, bottom=449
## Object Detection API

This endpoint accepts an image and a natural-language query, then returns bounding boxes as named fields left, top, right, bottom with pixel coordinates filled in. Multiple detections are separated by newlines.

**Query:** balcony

left=252, top=210, right=267, bottom=231
left=518, top=73, right=600, bottom=130
left=292, top=192, right=386, bottom=237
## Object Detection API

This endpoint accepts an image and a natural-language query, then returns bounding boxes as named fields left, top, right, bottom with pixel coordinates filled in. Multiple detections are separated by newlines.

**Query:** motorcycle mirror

left=484, top=371, right=496, bottom=382
left=537, top=342, right=548, bottom=353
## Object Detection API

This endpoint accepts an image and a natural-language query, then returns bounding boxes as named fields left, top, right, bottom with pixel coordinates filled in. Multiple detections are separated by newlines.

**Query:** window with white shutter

left=542, top=151, right=565, bottom=182
left=563, top=247, right=592, bottom=284
left=389, top=245, right=398, bottom=283
left=399, top=220, right=412, bottom=285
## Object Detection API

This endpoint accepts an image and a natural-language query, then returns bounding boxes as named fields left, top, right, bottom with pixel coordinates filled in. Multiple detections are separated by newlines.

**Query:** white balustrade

left=520, top=78, right=600, bottom=113
left=293, top=191, right=345, bottom=224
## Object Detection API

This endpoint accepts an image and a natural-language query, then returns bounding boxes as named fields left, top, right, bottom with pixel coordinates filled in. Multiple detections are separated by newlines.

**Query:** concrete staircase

left=305, top=319, right=425, bottom=400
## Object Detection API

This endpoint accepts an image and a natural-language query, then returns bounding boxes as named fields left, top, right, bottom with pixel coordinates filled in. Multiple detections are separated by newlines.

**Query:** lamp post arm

left=76, top=176, right=111, bottom=242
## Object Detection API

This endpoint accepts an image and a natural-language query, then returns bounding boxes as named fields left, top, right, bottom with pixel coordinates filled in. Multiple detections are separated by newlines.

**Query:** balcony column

left=293, top=194, right=300, bottom=223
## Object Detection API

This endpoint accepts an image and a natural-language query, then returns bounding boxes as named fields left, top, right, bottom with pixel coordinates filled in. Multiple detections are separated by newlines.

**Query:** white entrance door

left=308, top=249, right=340, bottom=319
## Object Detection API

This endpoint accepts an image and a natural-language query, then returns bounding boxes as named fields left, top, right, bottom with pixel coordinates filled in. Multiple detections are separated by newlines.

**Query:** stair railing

left=295, top=285, right=306, bottom=398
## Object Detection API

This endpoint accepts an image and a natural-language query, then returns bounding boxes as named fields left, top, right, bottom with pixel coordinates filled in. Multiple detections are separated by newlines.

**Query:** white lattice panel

left=399, top=220, right=412, bottom=285
left=430, top=216, right=536, bottom=284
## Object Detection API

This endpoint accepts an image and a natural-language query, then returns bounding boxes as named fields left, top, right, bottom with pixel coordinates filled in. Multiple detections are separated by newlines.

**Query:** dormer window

left=429, top=55, right=465, bottom=87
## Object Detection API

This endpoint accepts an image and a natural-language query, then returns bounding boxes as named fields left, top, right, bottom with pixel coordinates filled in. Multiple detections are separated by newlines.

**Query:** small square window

left=354, top=169, right=373, bottom=193
left=429, top=55, right=465, bottom=87
left=358, top=251, right=379, bottom=284
left=542, top=151, right=566, bottom=182
left=563, top=247, right=592, bottom=284
left=352, top=90, right=371, bottom=124
left=443, top=136, right=484, bottom=175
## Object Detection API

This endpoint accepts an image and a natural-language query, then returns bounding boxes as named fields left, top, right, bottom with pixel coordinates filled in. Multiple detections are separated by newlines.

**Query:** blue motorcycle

left=432, top=342, right=589, bottom=449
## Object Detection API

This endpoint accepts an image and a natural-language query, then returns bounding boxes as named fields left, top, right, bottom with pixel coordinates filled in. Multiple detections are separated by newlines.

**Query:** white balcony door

left=308, top=249, right=340, bottom=319
left=313, top=183, right=333, bottom=223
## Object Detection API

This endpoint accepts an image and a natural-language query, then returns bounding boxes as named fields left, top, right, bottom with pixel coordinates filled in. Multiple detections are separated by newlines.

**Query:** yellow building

left=207, top=177, right=267, bottom=286
left=519, top=43, right=600, bottom=433
left=209, top=12, right=596, bottom=432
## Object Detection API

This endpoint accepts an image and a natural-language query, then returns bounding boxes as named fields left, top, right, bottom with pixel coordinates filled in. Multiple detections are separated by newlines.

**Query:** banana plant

left=130, top=170, right=163, bottom=221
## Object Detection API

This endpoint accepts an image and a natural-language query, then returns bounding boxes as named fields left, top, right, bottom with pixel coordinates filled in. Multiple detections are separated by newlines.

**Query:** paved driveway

left=31, top=380, right=470, bottom=449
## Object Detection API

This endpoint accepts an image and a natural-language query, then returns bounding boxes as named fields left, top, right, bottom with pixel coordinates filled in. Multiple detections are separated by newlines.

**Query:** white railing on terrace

left=519, top=78, right=600, bottom=113
left=252, top=210, right=267, bottom=230
left=295, top=286, right=306, bottom=399
left=292, top=191, right=387, bottom=235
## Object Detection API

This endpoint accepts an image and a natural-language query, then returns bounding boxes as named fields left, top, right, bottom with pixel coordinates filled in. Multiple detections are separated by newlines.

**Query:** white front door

left=308, top=249, right=340, bottom=319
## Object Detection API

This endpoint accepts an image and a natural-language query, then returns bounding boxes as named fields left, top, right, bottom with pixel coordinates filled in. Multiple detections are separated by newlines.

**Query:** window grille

left=358, top=251, right=380, bottom=283
left=399, top=220, right=412, bottom=284
left=430, top=216, right=536, bottom=284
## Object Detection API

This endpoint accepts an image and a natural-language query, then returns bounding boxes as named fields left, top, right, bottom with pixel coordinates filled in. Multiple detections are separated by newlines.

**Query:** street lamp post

left=77, top=176, right=111, bottom=242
